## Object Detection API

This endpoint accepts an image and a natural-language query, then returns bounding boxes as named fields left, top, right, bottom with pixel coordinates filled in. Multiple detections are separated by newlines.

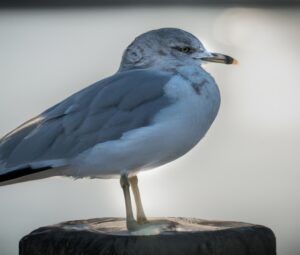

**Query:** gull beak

left=201, top=52, right=238, bottom=65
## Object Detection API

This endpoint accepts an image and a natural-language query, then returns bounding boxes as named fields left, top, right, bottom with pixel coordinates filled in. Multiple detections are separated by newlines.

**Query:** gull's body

left=72, top=66, right=220, bottom=179
left=0, top=28, right=235, bottom=230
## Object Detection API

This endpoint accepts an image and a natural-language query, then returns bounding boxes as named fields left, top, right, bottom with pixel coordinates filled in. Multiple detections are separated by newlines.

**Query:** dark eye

left=179, top=47, right=192, bottom=54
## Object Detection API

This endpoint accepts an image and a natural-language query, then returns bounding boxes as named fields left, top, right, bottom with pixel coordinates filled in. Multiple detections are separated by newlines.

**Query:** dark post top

left=19, top=217, right=276, bottom=255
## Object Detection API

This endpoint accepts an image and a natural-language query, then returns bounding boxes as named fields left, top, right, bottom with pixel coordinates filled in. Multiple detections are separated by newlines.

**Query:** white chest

left=149, top=68, right=220, bottom=161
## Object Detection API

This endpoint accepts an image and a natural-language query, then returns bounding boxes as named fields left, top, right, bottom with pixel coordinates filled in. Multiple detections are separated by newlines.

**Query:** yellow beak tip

left=232, top=58, right=239, bottom=65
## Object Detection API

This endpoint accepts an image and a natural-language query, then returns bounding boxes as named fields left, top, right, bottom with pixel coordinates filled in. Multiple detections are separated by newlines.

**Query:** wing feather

left=0, top=69, right=172, bottom=174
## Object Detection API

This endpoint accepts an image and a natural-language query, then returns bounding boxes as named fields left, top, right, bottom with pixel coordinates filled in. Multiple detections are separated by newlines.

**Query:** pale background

left=0, top=7, right=299, bottom=255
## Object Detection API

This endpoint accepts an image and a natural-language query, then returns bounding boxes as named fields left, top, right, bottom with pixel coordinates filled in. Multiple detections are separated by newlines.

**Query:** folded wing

left=0, top=69, right=172, bottom=181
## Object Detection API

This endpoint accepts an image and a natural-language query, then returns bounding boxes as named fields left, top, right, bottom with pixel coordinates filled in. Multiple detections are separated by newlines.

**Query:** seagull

left=0, top=28, right=236, bottom=231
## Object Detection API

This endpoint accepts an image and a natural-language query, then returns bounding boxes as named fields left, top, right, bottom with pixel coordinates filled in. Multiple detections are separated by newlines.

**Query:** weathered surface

left=19, top=217, right=276, bottom=255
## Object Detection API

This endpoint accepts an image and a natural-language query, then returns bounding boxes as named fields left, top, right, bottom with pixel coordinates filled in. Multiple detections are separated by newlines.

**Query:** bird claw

left=127, top=219, right=176, bottom=233
left=137, top=217, right=149, bottom=224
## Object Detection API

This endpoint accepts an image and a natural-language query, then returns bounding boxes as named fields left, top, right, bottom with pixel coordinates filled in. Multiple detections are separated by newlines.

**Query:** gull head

left=119, top=28, right=237, bottom=71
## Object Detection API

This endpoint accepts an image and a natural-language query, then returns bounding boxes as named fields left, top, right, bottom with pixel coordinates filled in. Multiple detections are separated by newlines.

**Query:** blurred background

left=0, top=1, right=299, bottom=255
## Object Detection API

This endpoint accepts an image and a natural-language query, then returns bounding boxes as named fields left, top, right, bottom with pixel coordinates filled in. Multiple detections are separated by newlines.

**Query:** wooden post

left=19, top=217, right=276, bottom=255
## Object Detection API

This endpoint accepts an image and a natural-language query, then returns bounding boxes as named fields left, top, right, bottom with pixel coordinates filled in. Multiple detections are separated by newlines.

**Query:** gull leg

left=121, top=174, right=174, bottom=233
left=129, top=175, right=148, bottom=224
left=120, top=173, right=138, bottom=231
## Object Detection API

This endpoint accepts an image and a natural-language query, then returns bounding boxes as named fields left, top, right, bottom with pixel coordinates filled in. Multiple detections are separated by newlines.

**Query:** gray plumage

left=0, top=69, right=172, bottom=173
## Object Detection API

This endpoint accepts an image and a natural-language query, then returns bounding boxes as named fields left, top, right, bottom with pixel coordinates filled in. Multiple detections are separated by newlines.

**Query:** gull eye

left=179, top=47, right=192, bottom=54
